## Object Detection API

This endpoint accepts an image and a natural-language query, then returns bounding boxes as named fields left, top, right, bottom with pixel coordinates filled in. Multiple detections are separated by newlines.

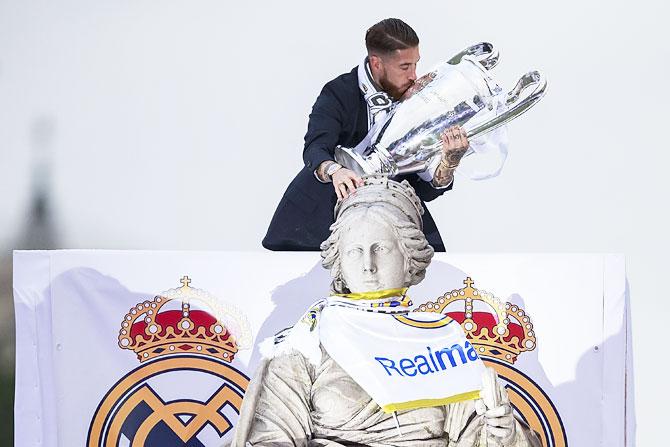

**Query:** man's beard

left=379, top=73, right=412, bottom=101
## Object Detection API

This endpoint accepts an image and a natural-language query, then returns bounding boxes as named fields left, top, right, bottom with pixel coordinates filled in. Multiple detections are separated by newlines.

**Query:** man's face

left=371, top=46, right=420, bottom=100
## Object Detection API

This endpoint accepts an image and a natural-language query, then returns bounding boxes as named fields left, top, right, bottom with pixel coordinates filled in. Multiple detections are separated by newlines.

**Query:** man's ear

left=369, top=54, right=383, bottom=72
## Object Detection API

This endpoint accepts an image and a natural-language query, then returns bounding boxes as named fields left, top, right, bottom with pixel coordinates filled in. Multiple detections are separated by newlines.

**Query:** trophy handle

left=465, top=70, right=547, bottom=140
left=448, top=42, right=499, bottom=70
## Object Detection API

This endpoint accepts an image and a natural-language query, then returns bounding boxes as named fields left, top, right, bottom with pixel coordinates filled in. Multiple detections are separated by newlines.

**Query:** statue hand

left=480, top=402, right=516, bottom=446
left=475, top=367, right=516, bottom=446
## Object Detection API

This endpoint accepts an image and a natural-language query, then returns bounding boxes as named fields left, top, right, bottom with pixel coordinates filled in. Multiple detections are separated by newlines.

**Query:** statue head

left=320, top=175, right=434, bottom=294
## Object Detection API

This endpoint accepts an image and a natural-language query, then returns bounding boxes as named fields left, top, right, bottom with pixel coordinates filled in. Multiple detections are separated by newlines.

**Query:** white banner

left=13, top=251, right=632, bottom=446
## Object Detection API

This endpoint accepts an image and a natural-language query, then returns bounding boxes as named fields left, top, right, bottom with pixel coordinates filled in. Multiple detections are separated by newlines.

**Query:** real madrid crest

left=418, top=277, right=568, bottom=447
left=88, top=277, right=251, bottom=446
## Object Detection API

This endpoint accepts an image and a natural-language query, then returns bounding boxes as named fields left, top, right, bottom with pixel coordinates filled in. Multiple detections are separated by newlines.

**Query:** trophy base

left=335, top=146, right=375, bottom=177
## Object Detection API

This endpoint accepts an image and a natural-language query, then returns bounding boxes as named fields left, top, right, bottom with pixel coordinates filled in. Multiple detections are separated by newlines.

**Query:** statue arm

left=238, top=352, right=315, bottom=446
left=447, top=414, right=542, bottom=447
left=443, top=375, right=542, bottom=447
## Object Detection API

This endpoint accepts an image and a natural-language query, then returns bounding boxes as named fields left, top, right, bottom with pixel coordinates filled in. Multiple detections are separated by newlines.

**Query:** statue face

left=338, top=213, right=407, bottom=293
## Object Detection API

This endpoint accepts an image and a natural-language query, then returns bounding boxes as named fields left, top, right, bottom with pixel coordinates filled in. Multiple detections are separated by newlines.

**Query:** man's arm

left=302, top=83, right=344, bottom=172
left=303, top=83, right=363, bottom=200
left=410, top=126, right=469, bottom=202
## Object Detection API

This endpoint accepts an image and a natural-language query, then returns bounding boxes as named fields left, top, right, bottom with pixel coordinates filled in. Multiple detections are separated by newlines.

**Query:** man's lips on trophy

left=400, top=81, right=416, bottom=100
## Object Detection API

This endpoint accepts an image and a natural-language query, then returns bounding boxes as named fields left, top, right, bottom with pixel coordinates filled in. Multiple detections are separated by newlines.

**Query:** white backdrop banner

left=13, top=251, right=633, bottom=446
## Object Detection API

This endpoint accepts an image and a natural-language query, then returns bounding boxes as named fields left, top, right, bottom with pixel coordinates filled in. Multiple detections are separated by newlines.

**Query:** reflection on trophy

left=335, top=43, right=547, bottom=177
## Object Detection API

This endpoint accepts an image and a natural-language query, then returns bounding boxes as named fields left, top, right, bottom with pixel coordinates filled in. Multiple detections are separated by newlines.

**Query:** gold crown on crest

left=118, top=276, right=250, bottom=363
left=416, top=277, right=536, bottom=364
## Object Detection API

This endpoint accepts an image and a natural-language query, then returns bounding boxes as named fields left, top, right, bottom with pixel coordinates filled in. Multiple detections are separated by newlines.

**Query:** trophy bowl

left=335, top=43, right=547, bottom=177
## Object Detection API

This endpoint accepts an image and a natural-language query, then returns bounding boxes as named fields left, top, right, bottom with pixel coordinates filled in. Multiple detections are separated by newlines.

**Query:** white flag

left=320, top=306, right=485, bottom=412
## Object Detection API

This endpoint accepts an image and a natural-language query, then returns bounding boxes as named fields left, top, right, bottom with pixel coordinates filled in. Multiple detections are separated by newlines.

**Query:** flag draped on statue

left=320, top=305, right=485, bottom=412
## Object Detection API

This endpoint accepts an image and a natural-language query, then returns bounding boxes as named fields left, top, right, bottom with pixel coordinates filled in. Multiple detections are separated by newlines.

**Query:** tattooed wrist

left=317, top=161, right=335, bottom=182
left=443, top=148, right=466, bottom=167
left=432, top=166, right=454, bottom=187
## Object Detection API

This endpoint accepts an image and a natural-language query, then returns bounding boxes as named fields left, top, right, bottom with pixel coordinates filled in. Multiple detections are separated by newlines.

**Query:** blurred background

left=1, top=0, right=668, bottom=445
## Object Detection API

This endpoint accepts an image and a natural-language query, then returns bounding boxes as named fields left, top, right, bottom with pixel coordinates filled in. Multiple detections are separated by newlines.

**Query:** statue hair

left=320, top=205, right=434, bottom=294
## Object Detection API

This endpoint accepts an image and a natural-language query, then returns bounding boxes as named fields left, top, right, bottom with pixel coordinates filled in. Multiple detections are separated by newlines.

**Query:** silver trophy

left=335, top=43, right=546, bottom=177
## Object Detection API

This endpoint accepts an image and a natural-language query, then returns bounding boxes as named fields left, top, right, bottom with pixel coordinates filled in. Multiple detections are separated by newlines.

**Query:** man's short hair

left=365, top=18, right=419, bottom=56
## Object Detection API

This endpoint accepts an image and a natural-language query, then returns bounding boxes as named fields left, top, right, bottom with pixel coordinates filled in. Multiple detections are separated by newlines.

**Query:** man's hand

left=331, top=168, right=364, bottom=200
left=441, top=125, right=469, bottom=166
left=431, top=125, right=470, bottom=187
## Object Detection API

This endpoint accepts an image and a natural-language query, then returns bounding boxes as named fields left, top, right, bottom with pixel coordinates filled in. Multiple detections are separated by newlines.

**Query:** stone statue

left=232, top=175, right=540, bottom=447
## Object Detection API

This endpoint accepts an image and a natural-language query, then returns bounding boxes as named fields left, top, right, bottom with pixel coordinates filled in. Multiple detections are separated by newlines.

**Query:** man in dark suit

left=262, top=18, right=471, bottom=252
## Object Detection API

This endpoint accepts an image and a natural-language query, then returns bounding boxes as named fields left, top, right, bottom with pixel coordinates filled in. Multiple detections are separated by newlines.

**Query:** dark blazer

left=262, top=67, right=450, bottom=252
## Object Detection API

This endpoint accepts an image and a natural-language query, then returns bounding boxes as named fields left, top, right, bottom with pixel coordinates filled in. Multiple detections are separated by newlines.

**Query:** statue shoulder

left=258, top=300, right=326, bottom=366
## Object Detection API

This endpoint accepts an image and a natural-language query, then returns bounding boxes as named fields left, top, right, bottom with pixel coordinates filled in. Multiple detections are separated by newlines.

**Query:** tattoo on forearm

left=445, top=147, right=467, bottom=166
left=432, top=165, right=455, bottom=187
